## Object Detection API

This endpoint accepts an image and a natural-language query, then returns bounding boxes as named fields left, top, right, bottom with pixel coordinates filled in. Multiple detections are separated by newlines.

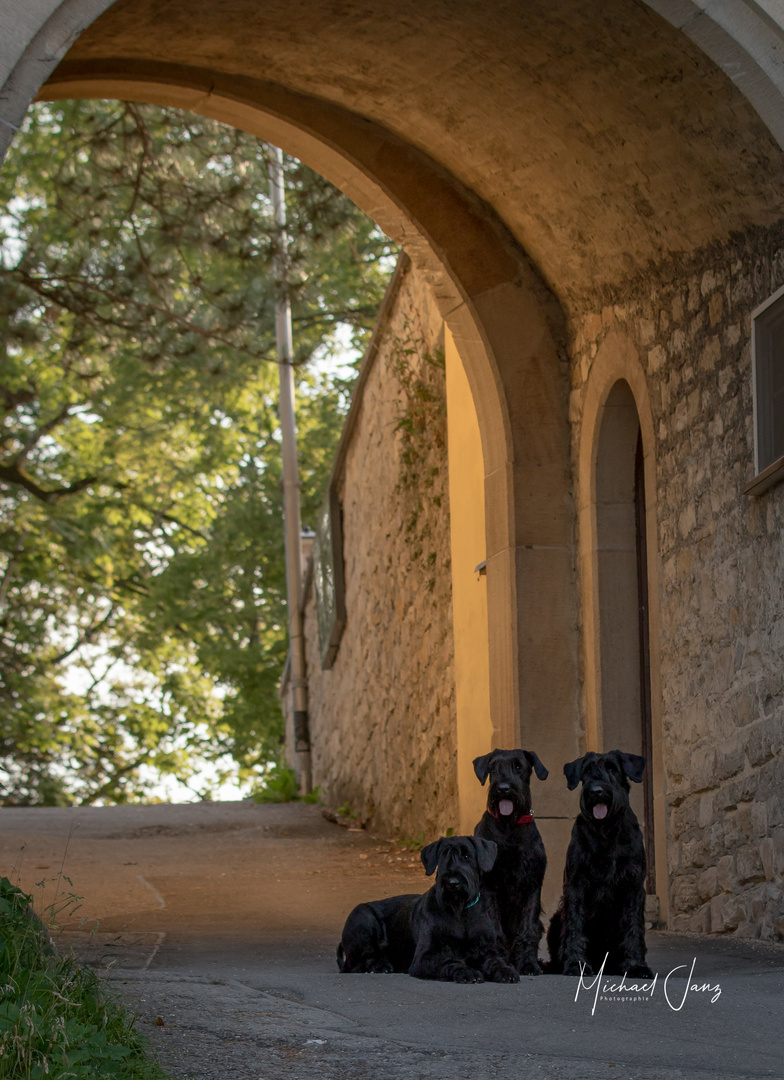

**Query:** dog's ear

left=613, top=751, right=646, bottom=784
left=472, top=837, right=497, bottom=873
left=523, top=750, right=549, bottom=781
left=473, top=753, right=493, bottom=785
left=420, top=838, right=442, bottom=876
left=563, top=756, right=586, bottom=790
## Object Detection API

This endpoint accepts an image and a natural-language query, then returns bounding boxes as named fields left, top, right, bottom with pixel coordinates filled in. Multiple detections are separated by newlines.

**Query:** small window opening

left=745, top=284, right=784, bottom=495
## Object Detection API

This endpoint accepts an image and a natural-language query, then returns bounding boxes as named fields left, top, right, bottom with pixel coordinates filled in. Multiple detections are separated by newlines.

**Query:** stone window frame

left=745, top=282, right=784, bottom=496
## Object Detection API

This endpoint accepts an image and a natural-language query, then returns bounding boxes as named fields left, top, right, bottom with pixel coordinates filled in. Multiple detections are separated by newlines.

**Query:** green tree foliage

left=0, top=100, right=396, bottom=805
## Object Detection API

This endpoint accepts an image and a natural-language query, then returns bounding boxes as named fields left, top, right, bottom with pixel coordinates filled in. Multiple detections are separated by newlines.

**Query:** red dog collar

left=489, top=809, right=534, bottom=825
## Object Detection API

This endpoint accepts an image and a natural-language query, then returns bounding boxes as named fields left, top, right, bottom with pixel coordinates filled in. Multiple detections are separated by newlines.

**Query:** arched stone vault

left=38, top=57, right=578, bottom=761
left=25, top=0, right=784, bottom=315
left=29, top=1, right=784, bottom=769
left=7, top=1, right=784, bottom=178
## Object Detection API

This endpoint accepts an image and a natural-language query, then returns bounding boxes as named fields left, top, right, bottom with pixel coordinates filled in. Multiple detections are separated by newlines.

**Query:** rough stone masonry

left=303, top=263, right=458, bottom=844
left=569, top=224, right=784, bottom=941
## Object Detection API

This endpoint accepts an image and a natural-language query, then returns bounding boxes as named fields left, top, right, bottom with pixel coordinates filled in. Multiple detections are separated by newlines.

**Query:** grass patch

left=0, top=876, right=171, bottom=1080
left=395, top=830, right=425, bottom=852
left=395, top=827, right=453, bottom=853
left=250, top=765, right=321, bottom=804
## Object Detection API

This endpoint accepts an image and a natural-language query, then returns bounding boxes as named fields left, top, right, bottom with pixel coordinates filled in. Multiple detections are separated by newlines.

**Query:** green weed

left=250, top=765, right=321, bottom=805
left=396, top=830, right=425, bottom=852
left=0, top=877, right=171, bottom=1080
left=393, top=827, right=453, bottom=852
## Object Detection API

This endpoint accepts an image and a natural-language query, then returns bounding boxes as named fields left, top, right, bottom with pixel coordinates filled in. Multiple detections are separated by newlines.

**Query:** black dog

left=336, top=891, right=420, bottom=974
left=473, top=748, right=549, bottom=975
left=547, top=750, right=653, bottom=977
left=337, top=835, right=519, bottom=983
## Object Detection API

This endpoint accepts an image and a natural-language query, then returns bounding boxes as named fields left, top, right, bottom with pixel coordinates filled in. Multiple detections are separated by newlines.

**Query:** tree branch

left=0, top=532, right=25, bottom=613
left=14, top=268, right=278, bottom=365
left=13, top=404, right=77, bottom=466
left=50, top=604, right=117, bottom=665
left=78, top=751, right=153, bottom=806
left=156, top=511, right=210, bottom=542
left=0, top=461, right=97, bottom=503
left=1, top=384, right=37, bottom=419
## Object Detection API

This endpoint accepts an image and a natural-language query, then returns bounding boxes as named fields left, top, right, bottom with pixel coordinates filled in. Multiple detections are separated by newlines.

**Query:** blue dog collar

left=465, top=892, right=481, bottom=910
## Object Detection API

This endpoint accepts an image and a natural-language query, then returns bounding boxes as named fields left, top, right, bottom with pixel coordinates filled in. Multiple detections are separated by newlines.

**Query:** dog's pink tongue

left=498, top=799, right=515, bottom=817
left=593, top=804, right=608, bottom=820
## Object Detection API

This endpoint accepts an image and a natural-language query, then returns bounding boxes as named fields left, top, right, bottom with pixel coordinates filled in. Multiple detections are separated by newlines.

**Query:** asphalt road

left=2, top=800, right=783, bottom=1080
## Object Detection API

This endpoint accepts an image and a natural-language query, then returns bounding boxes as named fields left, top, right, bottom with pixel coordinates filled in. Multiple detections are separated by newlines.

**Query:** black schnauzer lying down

left=473, top=748, right=549, bottom=974
left=547, top=750, right=653, bottom=978
left=337, top=835, right=519, bottom=983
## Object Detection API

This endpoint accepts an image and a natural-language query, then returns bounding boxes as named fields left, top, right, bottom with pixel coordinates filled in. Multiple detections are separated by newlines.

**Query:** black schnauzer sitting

left=473, top=748, right=549, bottom=975
left=547, top=750, right=653, bottom=978
left=337, top=835, right=519, bottom=983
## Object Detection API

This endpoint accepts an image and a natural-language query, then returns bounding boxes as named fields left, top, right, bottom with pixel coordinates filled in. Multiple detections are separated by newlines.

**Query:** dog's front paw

left=563, top=959, right=593, bottom=977
left=488, top=962, right=520, bottom=984
left=368, top=961, right=394, bottom=973
left=624, top=963, right=654, bottom=979
left=517, top=958, right=542, bottom=976
left=452, top=966, right=485, bottom=984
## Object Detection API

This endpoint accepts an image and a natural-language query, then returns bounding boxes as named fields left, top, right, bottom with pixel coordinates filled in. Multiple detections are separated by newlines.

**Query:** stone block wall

left=303, top=263, right=458, bottom=842
left=298, top=230, right=784, bottom=937
left=569, top=226, right=784, bottom=941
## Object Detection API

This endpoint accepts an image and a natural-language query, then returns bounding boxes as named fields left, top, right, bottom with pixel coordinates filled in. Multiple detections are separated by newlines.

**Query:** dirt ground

left=0, top=800, right=423, bottom=971
left=2, top=800, right=783, bottom=1080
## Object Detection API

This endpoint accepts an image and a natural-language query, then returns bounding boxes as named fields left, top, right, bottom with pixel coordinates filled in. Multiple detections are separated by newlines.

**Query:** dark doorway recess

left=595, top=380, right=655, bottom=895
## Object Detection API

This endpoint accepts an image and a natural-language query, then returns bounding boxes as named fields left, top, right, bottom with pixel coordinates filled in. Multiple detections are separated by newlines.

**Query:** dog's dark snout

left=497, top=781, right=511, bottom=792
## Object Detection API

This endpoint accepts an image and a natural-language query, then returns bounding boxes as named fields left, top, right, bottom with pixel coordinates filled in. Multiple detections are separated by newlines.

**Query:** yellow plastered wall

left=445, top=326, right=495, bottom=835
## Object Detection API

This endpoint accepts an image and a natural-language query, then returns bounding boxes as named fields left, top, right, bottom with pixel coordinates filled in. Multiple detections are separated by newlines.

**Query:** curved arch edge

left=37, top=60, right=529, bottom=470
left=0, top=0, right=116, bottom=160
left=576, top=330, right=669, bottom=923
left=644, top=0, right=784, bottom=150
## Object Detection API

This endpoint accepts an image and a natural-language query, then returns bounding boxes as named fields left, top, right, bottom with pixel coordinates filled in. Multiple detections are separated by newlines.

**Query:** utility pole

left=269, top=146, right=312, bottom=795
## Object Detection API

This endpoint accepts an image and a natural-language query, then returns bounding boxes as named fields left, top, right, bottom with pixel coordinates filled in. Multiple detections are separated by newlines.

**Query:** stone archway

left=36, top=59, right=580, bottom=780
left=593, top=380, right=655, bottom=891
left=8, top=0, right=784, bottom=931
left=578, top=332, right=668, bottom=918
left=13, top=3, right=784, bottom=787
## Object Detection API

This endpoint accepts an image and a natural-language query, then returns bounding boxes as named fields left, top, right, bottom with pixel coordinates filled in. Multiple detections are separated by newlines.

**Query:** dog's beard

left=439, top=878, right=474, bottom=906
left=583, top=793, right=618, bottom=821
left=489, top=787, right=529, bottom=818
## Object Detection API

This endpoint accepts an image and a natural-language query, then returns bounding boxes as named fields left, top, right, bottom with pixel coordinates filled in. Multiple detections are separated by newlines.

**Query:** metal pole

left=268, top=146, right=312, bottom=794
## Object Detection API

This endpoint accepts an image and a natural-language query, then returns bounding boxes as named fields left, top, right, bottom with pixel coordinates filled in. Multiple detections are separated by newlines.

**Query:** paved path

left=2, top=801, right=783, bottom=1079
